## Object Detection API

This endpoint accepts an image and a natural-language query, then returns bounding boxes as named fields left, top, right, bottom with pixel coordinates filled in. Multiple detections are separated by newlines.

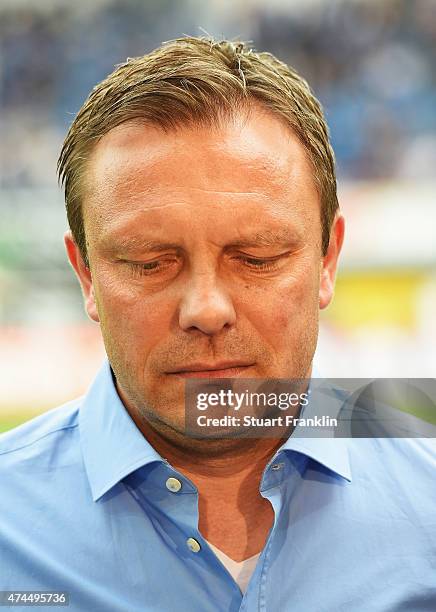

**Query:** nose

left=178, top=271, right=236, bottom=335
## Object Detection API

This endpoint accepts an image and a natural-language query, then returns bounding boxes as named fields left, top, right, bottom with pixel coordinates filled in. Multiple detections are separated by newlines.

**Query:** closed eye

left=234, top=254, right=287, bottom=272
left=128, top=257, right=178, bottom=277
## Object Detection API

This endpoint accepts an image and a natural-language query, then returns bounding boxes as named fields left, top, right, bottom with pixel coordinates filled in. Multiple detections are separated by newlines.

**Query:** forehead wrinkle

left=83, top=136, right=312, bottom=226
left=87, top=186, right=277, bottom=230
left=87, top=188, right=313, bottom=251
left=87, top=130, right=298, bottom=198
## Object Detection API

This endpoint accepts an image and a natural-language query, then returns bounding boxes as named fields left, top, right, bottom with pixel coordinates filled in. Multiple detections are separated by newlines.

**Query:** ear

left=319, top=213, right=345, bottom=310
left=64, top=231, right=100, bottom=323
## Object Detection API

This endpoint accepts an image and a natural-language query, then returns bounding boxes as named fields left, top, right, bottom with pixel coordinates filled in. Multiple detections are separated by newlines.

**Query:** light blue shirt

left=1, top=360, right=435, bottom=611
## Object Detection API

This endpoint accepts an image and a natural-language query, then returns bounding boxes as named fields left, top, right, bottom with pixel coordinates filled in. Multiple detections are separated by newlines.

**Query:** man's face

left=66, top=106, right=343, bottom=436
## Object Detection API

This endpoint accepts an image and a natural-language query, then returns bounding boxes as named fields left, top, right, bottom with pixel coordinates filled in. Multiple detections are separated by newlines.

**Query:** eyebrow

left=102, top=236, right=181, bottom=254
left=225, top=229, right=300, bottom=249
left=103, top=228, right=299, bottom=254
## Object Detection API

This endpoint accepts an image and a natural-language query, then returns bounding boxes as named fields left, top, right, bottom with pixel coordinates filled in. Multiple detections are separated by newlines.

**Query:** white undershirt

left=206, top=540, right=260, bottom=594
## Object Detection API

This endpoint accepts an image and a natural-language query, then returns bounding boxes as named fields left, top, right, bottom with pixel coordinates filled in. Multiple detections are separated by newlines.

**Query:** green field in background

left=0, top=413, right=41, bottom=434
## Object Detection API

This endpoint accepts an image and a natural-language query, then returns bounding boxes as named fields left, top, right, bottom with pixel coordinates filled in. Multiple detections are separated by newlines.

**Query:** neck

left=135, top=414, right=286, bottom=476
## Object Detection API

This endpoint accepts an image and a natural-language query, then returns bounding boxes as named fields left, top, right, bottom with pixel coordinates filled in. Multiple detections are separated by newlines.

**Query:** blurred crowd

left=1, top=0, right=436, bottom=187
left=255, top=0, right=436, bottom=179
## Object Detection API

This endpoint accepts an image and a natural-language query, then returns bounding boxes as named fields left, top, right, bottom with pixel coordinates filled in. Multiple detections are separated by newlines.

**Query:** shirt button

left=166, top=477, right=182, bottom=492
left=271, top=463, right=283, bottom=471
left=186, top=537, right=201, bottom=553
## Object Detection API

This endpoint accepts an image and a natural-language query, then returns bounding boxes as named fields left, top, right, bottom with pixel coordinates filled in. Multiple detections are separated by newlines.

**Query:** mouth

left=166, top=362, right=254, bottom=379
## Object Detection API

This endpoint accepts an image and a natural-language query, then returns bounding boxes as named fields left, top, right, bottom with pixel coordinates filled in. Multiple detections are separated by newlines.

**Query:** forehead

left=82, top=107, right=320, bottom=241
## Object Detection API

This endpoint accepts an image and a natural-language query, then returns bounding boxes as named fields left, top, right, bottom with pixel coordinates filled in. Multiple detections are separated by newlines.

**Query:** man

left=0, top=36, right=435, bottom=611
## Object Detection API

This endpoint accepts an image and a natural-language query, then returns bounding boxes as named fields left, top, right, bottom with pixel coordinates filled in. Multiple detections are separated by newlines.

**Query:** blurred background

left=1, top=0, right=435, bottom=431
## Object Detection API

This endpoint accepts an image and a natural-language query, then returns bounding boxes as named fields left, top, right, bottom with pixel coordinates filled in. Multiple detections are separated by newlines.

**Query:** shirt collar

left=279, top=378, right=352, bottom=482
left=280, top=437, right=352, bottom=482
left=79, top=359, right=164, bottom=502
left=80, top=360, right=352, bottom=502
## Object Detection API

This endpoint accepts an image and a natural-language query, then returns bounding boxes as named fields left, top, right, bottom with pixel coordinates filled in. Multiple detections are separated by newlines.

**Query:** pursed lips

left=166, top=362, right=254, bottom=378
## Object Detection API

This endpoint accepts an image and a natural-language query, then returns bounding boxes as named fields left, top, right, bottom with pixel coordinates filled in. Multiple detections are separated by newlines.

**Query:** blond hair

left=58, top=36, right=338, bottom=262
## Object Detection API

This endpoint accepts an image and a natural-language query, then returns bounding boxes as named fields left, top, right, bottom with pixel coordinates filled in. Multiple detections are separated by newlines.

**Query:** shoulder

left=0, top=398, right=83, bottom=467
left=348, top=436, right=436, bottom=507
left=381, top=436, right=436, bottom=464
left=0, top=399, right=94, bottom=587
left=349, top=436, right=436, bottom=467
left=381, top=436, right=436, bottom=474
